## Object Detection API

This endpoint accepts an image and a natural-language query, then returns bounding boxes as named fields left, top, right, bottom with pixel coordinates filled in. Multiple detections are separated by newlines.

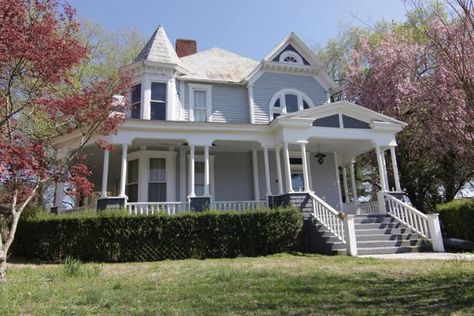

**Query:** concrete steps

left=310, top=214, right=432, bottom=255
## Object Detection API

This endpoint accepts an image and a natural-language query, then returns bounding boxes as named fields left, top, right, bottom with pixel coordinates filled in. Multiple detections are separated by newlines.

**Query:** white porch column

left=298, top=141, right=310, bottom=192
left=283, top=142, right=294, bottom=193
left=275, top=146, right=284, bottom=195
left=204, top=145, right=210, bottom=197
left=350, top=161, right=358, bottom=202
left=263, top=147, right=272, bottom=197
left=375, top=146, right=388, bottom=191
left=334, top=152, right=343, bottom=208
left=179, top=147, right=186, bottom=201
left=100, top=149, right=110, bottom=198
left=342, top=166, right=350, bottom=203
left=252, top=149, right=260, bottom=200
left=390, top=146, right=402, bottom=192
left=381, top=149, right=389, bottom=190
left=188, top=145, right=196, bottom=197
left=119, top=144, right=128, bottom=197
left=54, top=182, right=64, bottom=208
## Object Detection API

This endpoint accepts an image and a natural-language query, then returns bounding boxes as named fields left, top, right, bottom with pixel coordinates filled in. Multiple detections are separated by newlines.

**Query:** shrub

left=12, top=208, right=302, bottom=262
left=437, top=199, right=474, bottom=242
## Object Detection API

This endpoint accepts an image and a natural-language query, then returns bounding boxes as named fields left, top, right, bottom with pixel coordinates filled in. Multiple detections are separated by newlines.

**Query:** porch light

left=314, top=153, right=326, bottom=165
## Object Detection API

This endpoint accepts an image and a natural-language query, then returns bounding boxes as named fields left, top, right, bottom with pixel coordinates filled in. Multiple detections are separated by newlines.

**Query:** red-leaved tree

left=0, top=0, right=129, bottom=281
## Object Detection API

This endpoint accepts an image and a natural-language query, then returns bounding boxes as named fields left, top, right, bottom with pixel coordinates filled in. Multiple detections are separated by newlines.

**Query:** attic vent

left=279, top=51, right=303, bottom=65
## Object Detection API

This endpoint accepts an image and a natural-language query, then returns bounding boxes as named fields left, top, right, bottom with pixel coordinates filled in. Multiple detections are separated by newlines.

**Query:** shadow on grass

left=191, top=269, right=474, bottom=315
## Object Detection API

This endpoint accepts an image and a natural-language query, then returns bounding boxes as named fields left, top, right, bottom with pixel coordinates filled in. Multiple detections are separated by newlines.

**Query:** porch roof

left=275, top=101, right=406, bottom=129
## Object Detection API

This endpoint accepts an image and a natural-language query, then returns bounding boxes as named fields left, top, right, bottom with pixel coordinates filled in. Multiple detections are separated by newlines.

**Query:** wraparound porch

left=54, top=136, right=403, bottom=215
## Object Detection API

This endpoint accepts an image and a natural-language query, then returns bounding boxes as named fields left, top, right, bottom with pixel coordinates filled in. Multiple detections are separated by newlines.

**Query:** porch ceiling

left=307, top=138, right=374, bottom=165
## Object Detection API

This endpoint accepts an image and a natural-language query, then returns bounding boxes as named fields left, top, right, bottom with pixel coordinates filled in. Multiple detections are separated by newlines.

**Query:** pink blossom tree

left=0, top=0, right=129, bottom=281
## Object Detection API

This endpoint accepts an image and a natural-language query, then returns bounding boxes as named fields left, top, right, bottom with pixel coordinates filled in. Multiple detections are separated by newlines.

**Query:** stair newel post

left=343, top=215, right=358, bottom=256
left=427, top=214, right=445, bottom=252
left=377, top=191, right=387, bottom=215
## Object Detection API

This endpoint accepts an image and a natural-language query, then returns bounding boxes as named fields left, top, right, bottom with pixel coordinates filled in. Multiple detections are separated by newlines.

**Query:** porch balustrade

left=210, top=200, right=267, bottom=211
left=356, top=201, right=380, bottom=215
left=126, top=202, right=190, bottom=215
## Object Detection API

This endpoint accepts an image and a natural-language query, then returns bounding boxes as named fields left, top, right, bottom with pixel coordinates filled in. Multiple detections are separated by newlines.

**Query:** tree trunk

left=0, top=255, right=6, bottom=282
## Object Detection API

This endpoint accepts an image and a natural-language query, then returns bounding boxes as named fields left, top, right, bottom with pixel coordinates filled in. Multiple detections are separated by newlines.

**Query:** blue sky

left=69, top=0, right=408, bottom=60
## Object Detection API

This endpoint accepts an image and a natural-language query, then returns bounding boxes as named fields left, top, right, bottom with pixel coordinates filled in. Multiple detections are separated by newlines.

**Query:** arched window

left=270, top=89, right=314, bottom=120
left=279, top=51, right=303, bottom=65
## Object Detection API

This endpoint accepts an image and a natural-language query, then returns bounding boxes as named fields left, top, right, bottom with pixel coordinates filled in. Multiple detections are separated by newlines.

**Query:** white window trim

left=128, top=149, right=177, bottom=202
left=150, top=81, right=167, bottom=120
left=279, top=51, right=304, bottom=65
left=269, top=88, right=314, bottom=120
left=189, top=83, right=212, bottom=122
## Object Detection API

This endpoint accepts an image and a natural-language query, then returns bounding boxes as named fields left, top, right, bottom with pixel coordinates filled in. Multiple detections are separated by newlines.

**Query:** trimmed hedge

left=437, top=199, right=474, bottom=242
left=12, top=208, right=302, bottom=262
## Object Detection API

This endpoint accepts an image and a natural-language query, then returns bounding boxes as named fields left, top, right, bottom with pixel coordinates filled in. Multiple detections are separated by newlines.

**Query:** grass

left=0, top=254, right=473, bottom=315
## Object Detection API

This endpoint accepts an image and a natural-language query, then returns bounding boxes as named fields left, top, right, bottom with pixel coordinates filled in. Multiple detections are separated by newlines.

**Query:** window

left=189, top=84, right=212, bottom=122
left=279, top=51, right=304, bottom=65
left=126, top=159, right=139, bottom=202
left=290, top=158, right=305, bottom=192
left=150, top=82, right=167, bottom=120
left=148, top=158, right=166, bottom=202
left=130, top=84, right=141, bottom=119
left=194, top=90, right=207, bottom=122
left=270, top=89, right=313, bottom=120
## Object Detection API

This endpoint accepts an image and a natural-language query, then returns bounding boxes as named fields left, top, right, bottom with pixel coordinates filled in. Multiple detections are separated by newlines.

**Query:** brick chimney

left=175, top=39, right=197, bottom=57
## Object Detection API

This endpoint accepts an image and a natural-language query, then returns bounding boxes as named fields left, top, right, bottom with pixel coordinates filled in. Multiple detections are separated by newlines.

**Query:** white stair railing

left=126, top=202, right=190, bottom=215
left=383, top=192, right=445, bottom=252
left=308, top=192, right=358, bottom=256
left=308, top=192, right=346, bottom=243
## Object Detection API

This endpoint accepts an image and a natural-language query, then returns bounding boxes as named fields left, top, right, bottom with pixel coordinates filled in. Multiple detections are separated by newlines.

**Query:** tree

left=0, top=0, right=129, bottom=281
left=317, top=1, right=474, bottom=211
left=342, top=2, right=474, bottom=211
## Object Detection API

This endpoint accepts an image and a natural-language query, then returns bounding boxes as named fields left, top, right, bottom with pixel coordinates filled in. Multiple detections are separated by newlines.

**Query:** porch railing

left=356, top=201, right=380, bottom=215
left=210, top=200, right=267, bottom=211
left=126, top=202, right=190, bottom=215
left=383, top=193, right=430, bottom=238
left=382, top=192, right=444, bottom=252
left=309, top=192, right=358, bottom=256
left=309, top=192, right=345, bottom=243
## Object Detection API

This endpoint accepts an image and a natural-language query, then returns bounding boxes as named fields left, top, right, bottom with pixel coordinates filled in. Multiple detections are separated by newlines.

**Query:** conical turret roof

left=134, top=25, right=180, bottom=64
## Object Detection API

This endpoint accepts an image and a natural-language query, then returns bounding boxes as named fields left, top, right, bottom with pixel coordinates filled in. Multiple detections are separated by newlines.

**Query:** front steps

left=306, top=214, right=432, bottom=255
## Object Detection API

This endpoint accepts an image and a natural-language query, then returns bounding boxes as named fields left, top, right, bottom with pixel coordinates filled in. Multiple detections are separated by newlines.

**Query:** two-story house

left=52, top=26, right=444, bottom=255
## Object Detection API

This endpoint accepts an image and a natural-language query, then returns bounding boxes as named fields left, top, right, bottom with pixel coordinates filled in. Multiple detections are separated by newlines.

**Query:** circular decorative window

left=279, top=51, right=303, bottom=65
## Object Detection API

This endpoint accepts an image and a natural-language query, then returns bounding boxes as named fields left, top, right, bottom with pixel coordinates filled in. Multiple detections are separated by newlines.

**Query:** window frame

left=269, top=89, right=314, bottom=120
left=126, top=159, right=139, bottom=202
left=150, top=82, right=167, bottom=120
left=130, top=84, right=142, bottom=119
left=148, top=157, right=167, bottom=202
left=189, top=83, right=212, bottom=122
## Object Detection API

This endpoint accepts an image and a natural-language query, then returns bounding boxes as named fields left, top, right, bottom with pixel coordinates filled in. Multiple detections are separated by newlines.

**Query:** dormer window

left=270, top=89, right=313, bottom=120
left=279, top=51, right=303, bottom=65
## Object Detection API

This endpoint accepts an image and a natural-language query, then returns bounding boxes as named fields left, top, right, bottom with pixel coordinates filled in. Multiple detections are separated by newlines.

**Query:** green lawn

left=1, top=254, right=473, bottom=315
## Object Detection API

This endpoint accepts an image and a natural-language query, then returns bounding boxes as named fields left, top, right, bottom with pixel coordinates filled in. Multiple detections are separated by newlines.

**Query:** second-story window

left=189, top=84, right=212, bottom=122
left=194, top=90, right=207, bottom=121
left=130, top=84, right=141, bottom=119
left=151, top=82, right=167, bottom=120
left=270, top=89, right=313, bottom=121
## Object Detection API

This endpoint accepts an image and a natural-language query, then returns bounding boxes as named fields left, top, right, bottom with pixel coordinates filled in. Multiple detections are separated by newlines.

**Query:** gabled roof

left=280, top=100, right=407, bottom=128
left=245, top=32, right=339, bottom=91
left=178, top=48, right=259, bottom=83
left=134, top=26, right=180, bottom=65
